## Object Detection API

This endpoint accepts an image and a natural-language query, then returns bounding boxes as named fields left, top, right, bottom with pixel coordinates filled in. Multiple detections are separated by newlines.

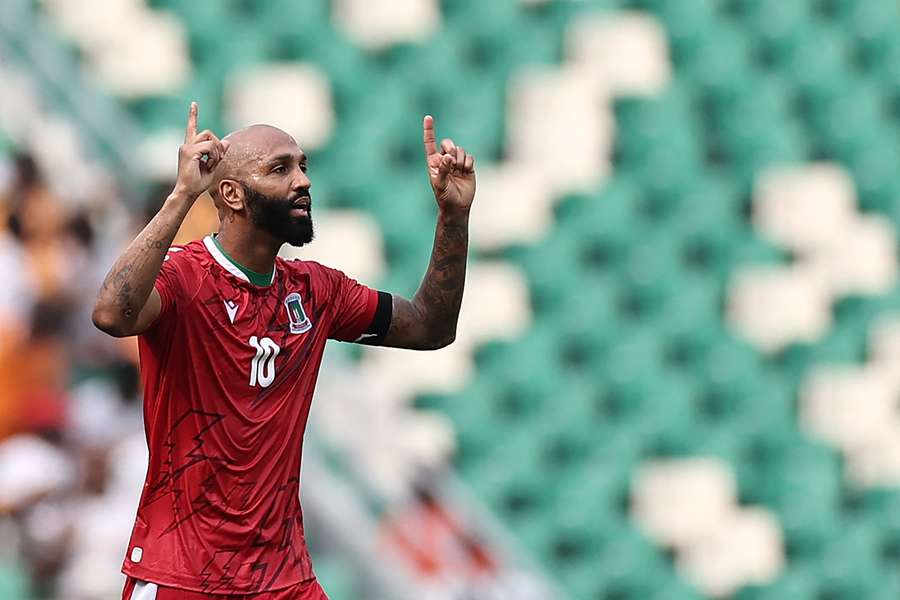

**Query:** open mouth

left=290, top=196, right=311, bottom=217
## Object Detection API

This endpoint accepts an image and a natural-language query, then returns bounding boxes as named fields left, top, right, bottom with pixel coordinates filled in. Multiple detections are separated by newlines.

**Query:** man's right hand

left=174, top=102, right=229, bottom=199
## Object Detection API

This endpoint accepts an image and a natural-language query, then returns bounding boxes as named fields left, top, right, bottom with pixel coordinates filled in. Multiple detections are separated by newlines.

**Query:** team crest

left=284, top=292, right=312, bottom=334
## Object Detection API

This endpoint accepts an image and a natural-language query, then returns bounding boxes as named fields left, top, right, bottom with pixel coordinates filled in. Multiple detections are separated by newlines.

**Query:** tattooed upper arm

left=381, top=295, right=437, bottom=350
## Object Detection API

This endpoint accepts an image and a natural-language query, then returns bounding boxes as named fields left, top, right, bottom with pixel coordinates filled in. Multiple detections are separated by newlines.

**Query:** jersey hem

left=122, top=563, right=315, bottom=595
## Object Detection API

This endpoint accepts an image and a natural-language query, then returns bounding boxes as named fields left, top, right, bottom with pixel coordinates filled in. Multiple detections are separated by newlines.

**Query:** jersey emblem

left=284, top=292, right=312, bottom=334
left=224, top=299, right=239, bottom=324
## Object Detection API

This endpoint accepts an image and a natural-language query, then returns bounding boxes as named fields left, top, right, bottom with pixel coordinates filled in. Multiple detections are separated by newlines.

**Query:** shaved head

left=209, top=124, right=314, bottom=247
left=211, top=124, right=299, bottom=195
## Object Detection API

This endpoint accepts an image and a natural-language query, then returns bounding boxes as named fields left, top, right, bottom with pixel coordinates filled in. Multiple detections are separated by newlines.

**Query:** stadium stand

left=3, top=0, right=900, bottom=598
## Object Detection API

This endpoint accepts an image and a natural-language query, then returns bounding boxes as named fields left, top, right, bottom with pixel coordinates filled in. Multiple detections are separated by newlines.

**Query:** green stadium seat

left=695, top=337, right=763, bottom=405
left=869, top=570, right=900, bottom=600
left=255, top=0, right=331, bottom=38
left=437, top=380, right=510, bottom=467
left=827, top=0, right=900, bottom=56
left=563, top=560, right=611, bottom=600
left=777, top=23, right=854, bottom=101
left=807, top=318, right=866, bottom=366
left=601, top=326, right=667, bottom=396
left=649, top=580, right=706, bottom=600
left=596, top=525, right=668, bottom=597
left=130, top=76, right=224, bottom=135
left=545, top=512, right=605, bottom=566
left=475, top=326, right=566, bottom=424
left=736, top=0, right=814, bottom=52
left=843, top=133, right=900, bottom=216
left=428, top=74, right=505, bottom=162
left=0, top=562, right=30, bottom=600
left=198, top=24, right=273, bottom=79
left=311, top=555, right=357, bottom=600
left=559, top=186, right=650, bottom=283
left=642, top=0, right=720, bottom=56
left=441, top=0, right=521, bottom=30
left=712, top=74, right=792, bottom=138
left=658, top=311, right=722, bottom=371
left=812, top=519, right=884, bottom=598
left=549, top=464, right=624, bottom=531
left=810, top=80, right=885, bottom=161
left=619, top=251, right=685, bottom=323
left=304, top=40, right=374, bottom=101
left=615, top=85, right=697, bottom=150
left=673, top=216, right=748, bottom=279
left=465, top=438, right=546, bottom=509
left=634, top=371, right=700, bottom=448
left=559, top=172, right=644, bottom=227
left=508, top=509, right=556, bottom=553
left=150, top=0, right=235, bottom=39
left=390, top=34, right=470, bottom=99
left=737, top=565, right=818, bottom=600
left=757, top=441, right=843, bottom=559
left=543, top=277, right=623, bottom=374
left=678, top=24, right=757, bottom=96
left=532, top=0, right=625, bottom=37
left=869, top=30, right=900, bottom=95
left=511, top=223, right=580, bottom=274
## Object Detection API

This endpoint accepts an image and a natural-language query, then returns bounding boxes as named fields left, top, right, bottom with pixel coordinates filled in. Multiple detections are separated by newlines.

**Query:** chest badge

left=284, top=292, right=312, bottom=334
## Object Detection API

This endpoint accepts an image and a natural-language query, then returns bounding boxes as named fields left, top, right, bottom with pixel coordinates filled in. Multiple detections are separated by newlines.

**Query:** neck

left=215, top=223, right=281, bottom=275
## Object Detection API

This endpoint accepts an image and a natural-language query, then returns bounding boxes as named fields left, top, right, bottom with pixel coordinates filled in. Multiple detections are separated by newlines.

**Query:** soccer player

left=91, top=102, right=476, bottom=599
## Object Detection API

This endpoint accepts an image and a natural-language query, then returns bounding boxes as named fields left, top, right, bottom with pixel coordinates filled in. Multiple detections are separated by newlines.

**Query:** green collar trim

left=209, top=234, right=275, bottom=287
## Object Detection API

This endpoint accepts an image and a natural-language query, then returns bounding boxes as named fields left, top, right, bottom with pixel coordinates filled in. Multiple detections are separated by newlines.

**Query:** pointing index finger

left=423, top=115, right=437, bottom=157
left=185, top=101, right=198, bottom=143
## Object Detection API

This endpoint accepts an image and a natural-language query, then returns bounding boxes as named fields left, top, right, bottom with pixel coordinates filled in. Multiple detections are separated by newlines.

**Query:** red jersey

left=124, top=235, right=380, bottom=594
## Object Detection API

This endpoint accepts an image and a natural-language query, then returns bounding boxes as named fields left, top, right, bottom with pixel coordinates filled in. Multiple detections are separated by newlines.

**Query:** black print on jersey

left=144, top=409, right=226, bottom=509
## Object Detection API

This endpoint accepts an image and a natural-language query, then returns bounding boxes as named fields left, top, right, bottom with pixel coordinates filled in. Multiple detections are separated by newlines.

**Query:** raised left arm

left=382, top=116, right=475, bottom=350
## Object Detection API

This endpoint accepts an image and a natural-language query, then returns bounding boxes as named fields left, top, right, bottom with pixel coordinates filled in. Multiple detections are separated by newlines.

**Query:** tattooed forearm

left=385, top=210, right=469, bottom=349
left=92, top=190, right=196, bottom=336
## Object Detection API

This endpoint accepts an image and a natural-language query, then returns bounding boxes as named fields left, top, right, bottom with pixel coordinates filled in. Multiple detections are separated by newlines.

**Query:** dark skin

left=92, top=103, right=475, bottom=350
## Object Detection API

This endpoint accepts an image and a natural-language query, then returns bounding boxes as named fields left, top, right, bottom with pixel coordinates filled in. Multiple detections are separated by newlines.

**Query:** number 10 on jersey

left=248, top=336, right=280, bottom=387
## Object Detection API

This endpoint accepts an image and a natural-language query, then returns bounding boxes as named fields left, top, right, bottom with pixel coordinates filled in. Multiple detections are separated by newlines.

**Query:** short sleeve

left=326, top=268, right=380, bottom=342
left=150, top=248, right=186, bottom=329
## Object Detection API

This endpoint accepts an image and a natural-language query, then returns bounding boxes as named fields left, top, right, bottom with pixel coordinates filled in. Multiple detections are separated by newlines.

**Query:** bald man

left=92, top=103, right=476, bottom=599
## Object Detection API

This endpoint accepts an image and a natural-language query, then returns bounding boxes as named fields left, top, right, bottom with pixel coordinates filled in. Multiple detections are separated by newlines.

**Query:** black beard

left=243, top=184, right=314, bottom=247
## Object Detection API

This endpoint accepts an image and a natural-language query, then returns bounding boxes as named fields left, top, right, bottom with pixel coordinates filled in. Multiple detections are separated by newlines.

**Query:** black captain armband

left=356, top=291, right=392, bottom=345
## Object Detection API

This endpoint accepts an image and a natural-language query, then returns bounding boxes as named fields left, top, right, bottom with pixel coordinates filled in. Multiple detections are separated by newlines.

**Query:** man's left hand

left=423, top=115, right=476, bottom=214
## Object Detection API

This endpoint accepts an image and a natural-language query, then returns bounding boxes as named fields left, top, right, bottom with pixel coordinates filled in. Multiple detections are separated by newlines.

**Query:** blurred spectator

left=379, top=477, right=499, bottom=598
left=0, top=300, right=71, bottom=441
left=143, top=180, right=219, bottom=245
left=0, top=148, right=149, bottom=598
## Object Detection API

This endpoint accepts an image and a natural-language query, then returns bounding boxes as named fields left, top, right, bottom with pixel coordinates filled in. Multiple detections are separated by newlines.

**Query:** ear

left=218, top=180, right=246, bottom=212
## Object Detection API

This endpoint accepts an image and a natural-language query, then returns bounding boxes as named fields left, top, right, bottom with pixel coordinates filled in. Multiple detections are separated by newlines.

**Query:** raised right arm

left=91, top=102, right=228, bottom=337
left=91, top=191, right=195, bottom=337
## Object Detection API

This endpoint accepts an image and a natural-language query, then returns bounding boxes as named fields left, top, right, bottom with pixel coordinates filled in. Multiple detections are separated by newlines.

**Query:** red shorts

left=122, top=577, right=329, bottom=600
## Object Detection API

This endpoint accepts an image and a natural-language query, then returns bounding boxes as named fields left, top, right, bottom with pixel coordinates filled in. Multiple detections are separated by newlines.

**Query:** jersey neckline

left=203, top=234, right=276, bottom=287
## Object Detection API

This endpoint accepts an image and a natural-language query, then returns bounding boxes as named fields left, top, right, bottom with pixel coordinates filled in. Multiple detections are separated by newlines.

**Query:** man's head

left=209, top=124, right=313, bottom=246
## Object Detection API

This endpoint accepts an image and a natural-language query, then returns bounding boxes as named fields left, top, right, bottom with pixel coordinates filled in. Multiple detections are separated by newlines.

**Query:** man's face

left=242, top=136, right=314, bottom=246
left=243, top=181, right=314, bottom=247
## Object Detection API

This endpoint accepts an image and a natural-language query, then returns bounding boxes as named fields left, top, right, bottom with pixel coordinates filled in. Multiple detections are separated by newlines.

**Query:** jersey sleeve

left=321, top=266, right=383, bottom=343
left=149, top=248, right=187, bottom=329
